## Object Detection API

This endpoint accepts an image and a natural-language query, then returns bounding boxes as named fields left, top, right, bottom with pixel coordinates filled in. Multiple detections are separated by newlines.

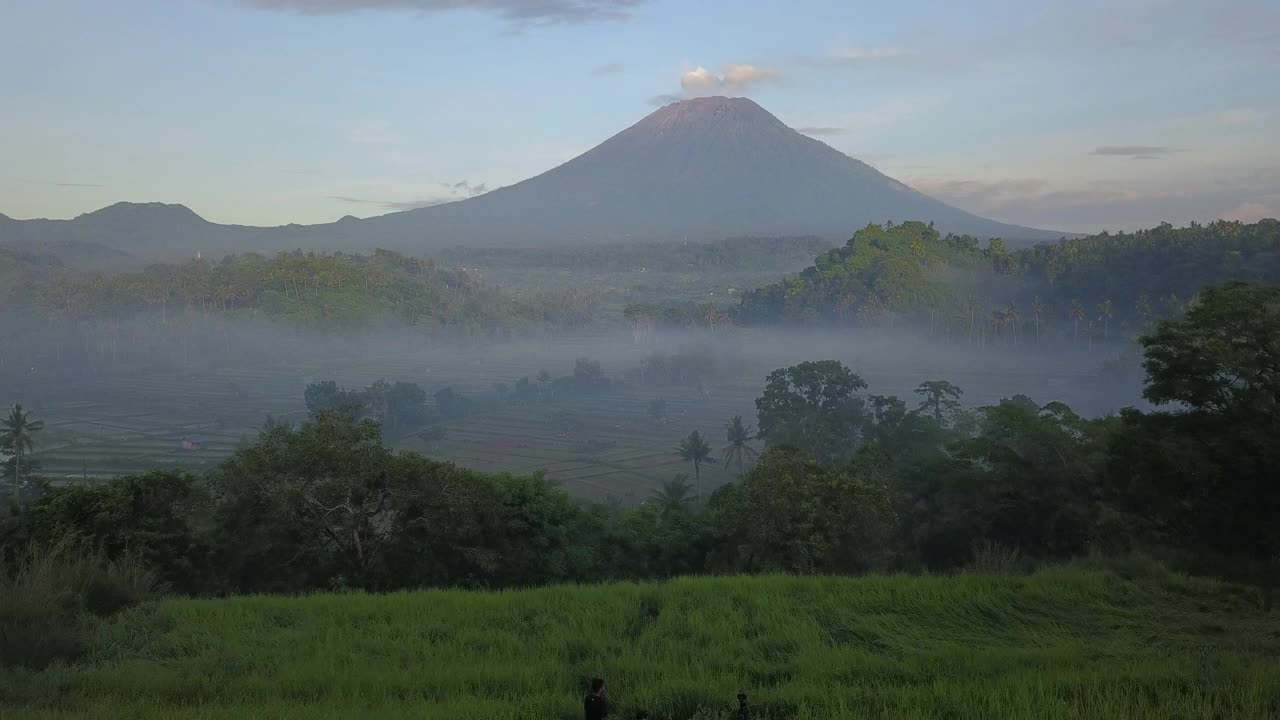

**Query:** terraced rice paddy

left=21, top=334, right=1135, bottom=500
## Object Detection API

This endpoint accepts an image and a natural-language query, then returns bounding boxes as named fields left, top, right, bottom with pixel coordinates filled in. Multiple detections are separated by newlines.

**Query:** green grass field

left=3, top=565, right=1277, bottom=719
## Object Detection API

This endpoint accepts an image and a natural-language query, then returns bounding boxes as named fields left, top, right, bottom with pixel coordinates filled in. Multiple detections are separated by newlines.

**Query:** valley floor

left=3, top=566, right=1277, bottom=719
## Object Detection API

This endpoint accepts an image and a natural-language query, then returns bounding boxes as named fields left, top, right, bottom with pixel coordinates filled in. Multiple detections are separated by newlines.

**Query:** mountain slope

left=354, top=96, right=1062, bottom=246
left=0, top=98, right=1066, bottom=261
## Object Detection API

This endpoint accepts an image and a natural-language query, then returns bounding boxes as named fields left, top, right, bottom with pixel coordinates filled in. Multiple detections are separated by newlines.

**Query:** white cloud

left=590, top=62, right=625, bottom=76
left=678, top=64, right=779, bottom=99
left=822, top=46, right=912, bottom=67
left=1223, top=201, right=1277, bottom=222
left=238, top=0, right=647, bottom=24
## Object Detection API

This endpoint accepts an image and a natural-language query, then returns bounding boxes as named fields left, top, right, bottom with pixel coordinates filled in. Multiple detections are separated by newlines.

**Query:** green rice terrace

left=2, top=566, right=1277, bottom=719
left=23, top=334, right=1120, bottom=501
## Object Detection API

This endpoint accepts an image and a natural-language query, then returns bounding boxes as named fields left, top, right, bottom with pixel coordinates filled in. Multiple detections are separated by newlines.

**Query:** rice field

left=2, top=565, right=1277, bottom=719
left=21, top=333, right=1135, bottom=500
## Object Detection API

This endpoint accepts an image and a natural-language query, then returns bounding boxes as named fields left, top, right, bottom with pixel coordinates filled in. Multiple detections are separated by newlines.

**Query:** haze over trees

left=5, top=281, right=1277, bottom=598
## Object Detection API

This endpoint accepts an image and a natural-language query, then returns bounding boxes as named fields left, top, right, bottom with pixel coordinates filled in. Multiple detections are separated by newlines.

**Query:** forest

left=738, top=218, right=1280, bottom=344
left=3, top=282, right=1276, bottom=655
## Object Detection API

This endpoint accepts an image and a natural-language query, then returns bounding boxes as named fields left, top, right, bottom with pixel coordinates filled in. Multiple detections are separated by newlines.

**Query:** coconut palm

left=1, top=404, right=45, bottom=504
left=1097, top=299, right=1114, bottom=340
left=1031, top=297, right=1044, bottom=342
left=1005, top=302, right=1021, bottom=346
left=721, top=415, right=758, bottom=476
left=1070, top=300, right=1085, bottom=344
left=650, top=473, right=697, bottom=516
left=676, top=430, right=713, bottom=489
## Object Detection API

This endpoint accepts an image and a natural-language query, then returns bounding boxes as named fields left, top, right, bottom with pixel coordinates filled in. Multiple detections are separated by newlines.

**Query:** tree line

left=4, top=281, right=1277, bottom=602
left=736, top=218, right=1280, bottom=349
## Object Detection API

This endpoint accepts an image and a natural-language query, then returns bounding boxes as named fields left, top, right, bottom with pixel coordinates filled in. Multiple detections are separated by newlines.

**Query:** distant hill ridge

left=1, top=97, right=1068, bottom=261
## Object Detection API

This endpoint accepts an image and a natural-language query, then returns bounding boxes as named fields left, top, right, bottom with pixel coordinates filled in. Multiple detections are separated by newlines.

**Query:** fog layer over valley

left=3, top=307, right=1142, bottom=498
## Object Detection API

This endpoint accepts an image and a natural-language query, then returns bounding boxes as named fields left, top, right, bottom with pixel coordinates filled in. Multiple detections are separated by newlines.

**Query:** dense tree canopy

left=737, top=219, right=1280, bottom=347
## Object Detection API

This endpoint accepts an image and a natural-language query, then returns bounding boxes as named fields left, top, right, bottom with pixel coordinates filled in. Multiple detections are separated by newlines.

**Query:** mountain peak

left=79, top=202, right=206, bottom=224
left=637, top=95, right=786, bottom=133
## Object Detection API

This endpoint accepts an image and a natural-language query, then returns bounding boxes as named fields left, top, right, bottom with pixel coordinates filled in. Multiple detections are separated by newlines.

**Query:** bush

left=0, top=539, right=166, bottom=668
left=968, top=541, right=1035, bottom=574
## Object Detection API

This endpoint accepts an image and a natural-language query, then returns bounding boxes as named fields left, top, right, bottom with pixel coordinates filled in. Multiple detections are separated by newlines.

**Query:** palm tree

left=651, top=473, right=697, bottom=516
left=989, top=309, right=1005, bottom=346
left=1134, top=294, right=1153, bottom=329
left=1005, top=302, right=1021, bottom=346
left=677, top=430, right=713, bottom=490
left=1031, top=297, right=1044, bottom=342
left=1, top=404, right=45, bottom=504
left=721, top=416, right=758, bottom=476
left=1070, top=300, right=1085, bottom=344
left=1097, top=299, right=1114, bottom=340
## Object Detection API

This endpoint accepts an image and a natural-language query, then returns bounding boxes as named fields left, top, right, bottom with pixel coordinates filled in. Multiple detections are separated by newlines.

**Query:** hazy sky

left=3, top=0, right=1278, bottom=233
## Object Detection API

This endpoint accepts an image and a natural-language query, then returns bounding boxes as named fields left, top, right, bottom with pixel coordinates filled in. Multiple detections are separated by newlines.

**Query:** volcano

left=353, top=96, right=1061, bottom=246
left=1, top=97, right=1063, bottom=261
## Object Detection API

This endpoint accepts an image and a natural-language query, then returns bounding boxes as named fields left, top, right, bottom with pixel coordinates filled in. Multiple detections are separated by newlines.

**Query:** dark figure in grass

left=584, top=677, right=609, bottom=720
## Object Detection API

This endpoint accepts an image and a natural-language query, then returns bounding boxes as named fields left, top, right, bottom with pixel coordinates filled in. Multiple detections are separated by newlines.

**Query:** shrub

left=968, top=541, right=1034, bottom=574
left=0, top=539, right=166, bottom=668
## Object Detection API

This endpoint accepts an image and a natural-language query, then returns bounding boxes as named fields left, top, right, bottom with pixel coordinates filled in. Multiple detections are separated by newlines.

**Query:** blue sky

left=2, top=0, right=1277, bottom=232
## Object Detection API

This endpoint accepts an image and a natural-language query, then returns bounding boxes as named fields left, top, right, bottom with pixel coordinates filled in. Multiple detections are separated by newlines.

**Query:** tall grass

left=1, top=565, right=1277, bottom=718
left=0, top=539, right=165, bottom=669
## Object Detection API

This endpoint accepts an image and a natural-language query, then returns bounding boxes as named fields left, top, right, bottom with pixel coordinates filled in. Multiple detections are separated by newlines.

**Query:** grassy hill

left=3, top=565, right=1278, bottom=719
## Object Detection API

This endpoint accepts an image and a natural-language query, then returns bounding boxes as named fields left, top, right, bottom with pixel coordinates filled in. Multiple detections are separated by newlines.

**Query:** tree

left=910, top=397, right=1109, bottom=566
left=1031, top=297, right=1044, bottom=342
left=1135, top=294, right=1154, bottom=330
left=914, top=381, right=963, bottom=425
left=1097, top=299, right=1114, bottom=340
left=1109, top=282, right=1280, bottom=578
left=1005, top=302, right=1021, bottom=345
left=1070, top=300, right=1085, bottom=344
left=13, top=471, right=212, bottom=592
left=417, top=424, right=447, bottom=451
left=676, top=430, right=713, bottom=488
left=650, top=473, right=697, bottom=517
left=304, top=380, right=365, bottom=417
left=648, top=398, right=667, bottom=424
left=2, top=404, right=45, bottom=504
left=721, top=415, right=758, bottom=476
left=1141, top=282, right=1280, bottom=416
left=209, top=409, right=398, bottom=591
left=756, top=360, right=869, bottom=464
left=709, top=445, right=896, bottom=574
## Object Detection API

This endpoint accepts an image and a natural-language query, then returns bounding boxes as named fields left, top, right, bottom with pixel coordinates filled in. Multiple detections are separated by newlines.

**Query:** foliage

left=913, top=380, right=963, bottom=424
left=2, top=248, right=601, bottom=375
left=905, top=397, right=1113, bottom=567
left=650, top=474, right=698, bottom=517
left=1109, top=282, right=1280, bottom=568
left=1, top=404, right=45, bottom=505
left=755, top=360, right=869, bottom=464
left=305, top=378, right=432, bottom=430
left=709, top=445, right=896, bottom=573
left=7, top=471, right=210, bottom=593
left=0, top=539, right=163, bottom=669
left=4, top=282, right=1280, bottom=598
left=737, top=221, right=994, bottom=326
left=737, top=219, right=1280, bottom=345
left=676, top=431, right=714, bottom=485
left=3, top=569, right=1276, bottom=718
left=720, top=415, right=757, bottom=475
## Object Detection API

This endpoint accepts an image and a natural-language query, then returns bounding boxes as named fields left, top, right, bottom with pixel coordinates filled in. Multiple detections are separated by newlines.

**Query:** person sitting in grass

left=584, top=677, right=609, bottom=720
